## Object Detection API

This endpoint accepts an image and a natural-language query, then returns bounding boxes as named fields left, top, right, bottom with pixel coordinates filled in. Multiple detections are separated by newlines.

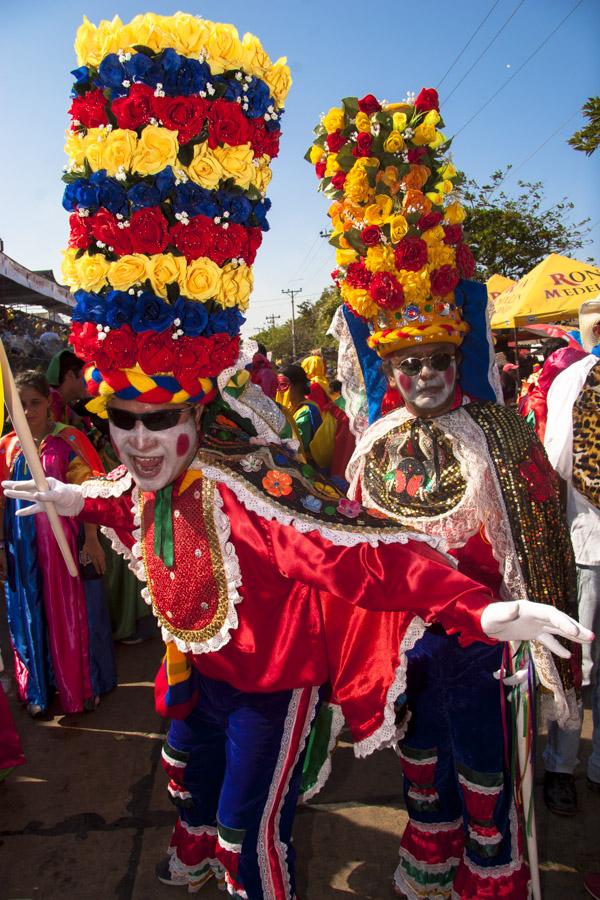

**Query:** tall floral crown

left=307, top=90, right=474, bottom=357
left=61, top=13, right=291, bottom=415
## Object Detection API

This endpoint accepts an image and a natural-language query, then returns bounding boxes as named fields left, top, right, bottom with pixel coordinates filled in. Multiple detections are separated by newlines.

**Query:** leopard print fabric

left=572, top=359, right=600, bottom=509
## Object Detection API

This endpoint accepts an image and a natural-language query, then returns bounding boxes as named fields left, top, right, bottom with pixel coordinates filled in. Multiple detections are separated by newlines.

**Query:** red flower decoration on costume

left=170, top=216, right=213, bottom=260
left=417, top=211, right=443, bottom=231
left=346, top=261, right=371, bottom=290
left=89, top=208, right=133, bottom=255
left=207, top=332, right=240, bottom=376
left=210, top=222, right=247, bottom=266
left=207, top=98, right=249, bottom=148
left=69, top=89, right=108, bottom=128
left=246, top=227, right=263, bottom=265
left=358, top=94, right=381, bottom=115
left=414, top=88, right=439, bottom=113
left=327, top=131, right=347, bottom=152
left=337, top=497, right=362, bottom=519
left=407, top=146, right=428, bottom=164
left=394, top=236, right=428, bottom=272
left=315, top=159, right=326, bottom=179
left=519, top=443, right=557, bottom=502
left=112, top=83, right=155, bottom=131
left=430, top=265, right=460, bottom=296
left=361, top=225, right=381, bottom=246
left=369, top=271, right=404, bottom=310
left=355, top=132, right=373, bottom=157
left=249, top=119, right=280, bottom=157
left=94, top=326, right=137, bottom=371
left=443, top=224, right=463, bottom=245
left=130, top=206, right=169, bottom=255
left=137, top=329, right=176, bottom=375
left=456, top=243, right=475, bottom=278
left=153, top=95, right=208, bottom=144
left=331, top=171, right=347, bottom=190
left=68, top=213, right=92, bottom=249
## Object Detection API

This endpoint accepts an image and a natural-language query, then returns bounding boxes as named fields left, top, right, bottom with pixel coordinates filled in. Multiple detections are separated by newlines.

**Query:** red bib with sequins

left=139, top=478, right=231, bottom=644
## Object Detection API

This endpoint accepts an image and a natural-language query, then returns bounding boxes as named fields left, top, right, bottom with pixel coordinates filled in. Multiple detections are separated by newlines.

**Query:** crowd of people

left=0, top=11, right=598, bottom=899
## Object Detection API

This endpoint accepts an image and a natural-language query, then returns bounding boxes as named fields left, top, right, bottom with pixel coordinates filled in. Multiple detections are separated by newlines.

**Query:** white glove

left=481, top=600, right=594, bottom=659
left=1, top=477, right=84, bottom=518
left=493, top=666, right=529, bottom=687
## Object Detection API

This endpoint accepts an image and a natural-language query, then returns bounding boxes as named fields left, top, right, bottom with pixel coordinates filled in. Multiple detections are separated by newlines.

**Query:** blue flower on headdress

left=217, top=192, right=252, bottom=225
left=73, top=290, right=105, bottom=324
left=90, top=171, right=128, bottom=217
left=70, top=66, right=91, bottom=96
left=95, top=54, right=127, bottom=96
left=252, top=197, right=272, bottom=231
left=174, top=183, right=219, bottom=218
left=204, top=307, right=245, bottom=337
left=245, top=78, right=271, bottom=118
left=155, top=167, right=176, bottom=199
left=128, top=182, right=162, bottom=210
left=132, top=292, right=174, bottom=333
left=62, top=179, right=100, bottom=213
left=105, top=291, right=136, bottom=329
left=124, top=53, right=163, bottom=88
left=172, top=297, right=209, bottom=337
left=161, top=49, right=209, bottom=96
left=221, top=77, right=243, bottom=103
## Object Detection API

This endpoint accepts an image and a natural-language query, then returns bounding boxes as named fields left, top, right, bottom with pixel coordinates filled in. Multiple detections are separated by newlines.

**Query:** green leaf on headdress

left=304, top=146, right=315, bottom=163
left=313, top=132, right=327, bottom=150
left=132, top=45, right=156, bottom=57
left=344, top=229, right=364, bottom=252
left=177, top=144, right=195, bottom=167
left=166, top=281, right=180, bottom=304
left=365, top=165, right=378, bottom=188
left=328, top=232, right=343, bottom=249
left=212, top=80, right=227, bottom=99
left=336, top=145, right=356, bottom=171
left=341, top=97, right=359, bottom=119
left=160, top=202, right=177, bottom=226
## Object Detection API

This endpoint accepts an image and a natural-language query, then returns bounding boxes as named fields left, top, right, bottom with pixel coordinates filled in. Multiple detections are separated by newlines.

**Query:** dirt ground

left=0, top=626, right=598, bottom=900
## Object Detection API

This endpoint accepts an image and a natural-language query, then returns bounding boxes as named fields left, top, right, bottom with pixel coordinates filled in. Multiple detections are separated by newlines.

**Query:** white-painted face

left=387, top=341, right=458, bottom=418
left=107, top=399, right=200, bottom=492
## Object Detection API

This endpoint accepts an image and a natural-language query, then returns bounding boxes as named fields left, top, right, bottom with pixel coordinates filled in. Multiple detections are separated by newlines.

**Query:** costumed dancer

left=306, top=88, right=583, bottom=898
left=3, top=17, right=592, bottom=899
left=0, top=371, right=115, bottom=715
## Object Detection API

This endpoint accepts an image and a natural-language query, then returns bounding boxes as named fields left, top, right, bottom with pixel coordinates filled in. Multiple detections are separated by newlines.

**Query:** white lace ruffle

left=80, top=469, right=133, bottom=498
left=354, top=616, right=426, bottom=758
left=194, top=458, right=443, bottom=552
left=300, top=703, right=346, bottom=802
left=328, top=304, right=371, bottom=441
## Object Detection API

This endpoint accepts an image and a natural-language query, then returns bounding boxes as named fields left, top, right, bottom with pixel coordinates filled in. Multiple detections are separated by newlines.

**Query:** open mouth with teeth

left=131, top=456, right=164, bottom=480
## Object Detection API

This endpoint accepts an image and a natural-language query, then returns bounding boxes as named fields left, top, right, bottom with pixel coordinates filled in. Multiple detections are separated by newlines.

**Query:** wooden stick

left=0, top=339, right=78, bottom=577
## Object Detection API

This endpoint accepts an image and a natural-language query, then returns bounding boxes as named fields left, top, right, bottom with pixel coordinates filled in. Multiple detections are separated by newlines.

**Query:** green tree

left=461, top=169, right=593, bottom=281
left=253, top=286, right=341, bottom=363
left=568, top=97, right=600, bottom=156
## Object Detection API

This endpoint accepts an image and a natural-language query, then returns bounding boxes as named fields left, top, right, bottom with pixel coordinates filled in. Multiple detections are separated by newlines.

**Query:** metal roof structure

left=0, top=251, right=73, bottom=316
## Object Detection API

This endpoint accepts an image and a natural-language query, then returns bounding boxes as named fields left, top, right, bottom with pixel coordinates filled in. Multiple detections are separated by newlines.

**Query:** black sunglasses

left=107, top=405, right=194, bottom=432
left=396, top=352, right=455, bottom=377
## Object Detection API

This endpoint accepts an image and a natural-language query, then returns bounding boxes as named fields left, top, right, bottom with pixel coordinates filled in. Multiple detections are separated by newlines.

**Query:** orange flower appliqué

left=262, top=469, right=293, bottom=497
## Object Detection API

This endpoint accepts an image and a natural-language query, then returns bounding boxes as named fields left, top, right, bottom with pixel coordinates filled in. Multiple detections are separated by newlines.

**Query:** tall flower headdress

left=306, top=89, right=475, bottom=357
left=61, top=13, right=291, bottom=415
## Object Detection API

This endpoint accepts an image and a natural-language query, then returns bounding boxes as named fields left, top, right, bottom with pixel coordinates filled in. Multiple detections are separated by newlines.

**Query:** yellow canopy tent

left=490, top=254, right=600, bottom=329
left=486, top=274, right=516, bottom=302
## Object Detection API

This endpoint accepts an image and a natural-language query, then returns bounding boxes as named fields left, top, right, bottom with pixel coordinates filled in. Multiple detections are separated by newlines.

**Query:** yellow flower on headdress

left=309, top=146, right=325, bottom=164
left=344, top=164, right=375, bottom=204
left=74, top=16, right=99, bottom=66
left=100, top=129, right=138, bottom=176
left=205, top=22, right=244, bottom=74
left=445, top=202, right=466, bottom=224
left=421, top=224, right=445, bottom=245
left=182, top=257, right=222, bottom=302
left=389, top=214, right=409, bottom=244
left=264, top=59, right=292, bottom=107
left=355, top=111, right=371, bottom=132
left=216, top=263, right=254, bottom=309
left=131, top=125, right=178, bottom=176
left=96, top=15, right=127, bottom=59
left=64, top=131, right=89, bottom=167
left=251, top=156, right=273, bottom=193
left=150, top=254, right=186, bottom=299
left=413, top=123, right=436, bottom=146
left=397, top=268, right=431, bottom=304
left=108, top=254, right=149, bottom=291
left=384, top=131, right=405, bottom=153
left=429, top=130, right=446, bottom=149
left=187, top=144, right=224, bottom=190
left=438, top=162, right=457, bottom=180
left=340, top=283, right=379, bottom=319
left=168, top=14, right=210, bottom=56
left=427, top=243, right=455, bottom=268
left=435, top=179, right=453, bottom=195
left=125, top=13, right=166, bottom=52
left=336, top=248, right=358, bottom=267
left=324, top=155, right=340, bottom=177
left=241, top=32, right=272, bottom=78
left=364, top=195, right=393, bottom=226
left=322, top=107, right=345, bottom=134
left=75, top=253, right=110, bottom=293
left=365, top=245, right=395, bottom=273
left=214, top=144, right=255, bottom=189
left=423, top=109, right=441, bottom=126
left=392, top=112, right=407, bottom=132
left=61, top=248, right=79, bottom=291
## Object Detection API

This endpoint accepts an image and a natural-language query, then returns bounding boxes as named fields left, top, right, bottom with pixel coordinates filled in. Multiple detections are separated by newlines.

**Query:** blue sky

left=0, top=0, right=598, bottom=335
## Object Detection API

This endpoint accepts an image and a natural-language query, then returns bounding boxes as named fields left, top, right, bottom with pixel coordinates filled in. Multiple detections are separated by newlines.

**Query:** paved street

left=0, top=630, right=598, bottom=899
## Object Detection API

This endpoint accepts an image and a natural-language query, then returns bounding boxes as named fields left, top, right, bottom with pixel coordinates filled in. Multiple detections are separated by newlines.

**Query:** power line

left=503, top=111, right=581, bottom=182
left=265, top=314, right=280, bottom=329
left=288, top=231, right=322, bottom=283
left=443, top=0, right=527, bottom=104
left=453, top=0, right=585, bottom=139
left=281, top=287, right=303, bottom=358
left=437, top=0, right=503, bottom=90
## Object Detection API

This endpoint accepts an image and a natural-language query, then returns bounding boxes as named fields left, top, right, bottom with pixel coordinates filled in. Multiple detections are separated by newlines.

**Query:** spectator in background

left=46, top=349, right=88, bottom=426
left=277, top=364, right=335, bottom=471
left=0, top=371, right=116, bottom=716
left=542, top=303, right=600, bottom=816
left=500, top=367, right=519, bottom=406
left=248, top=342, right=278, bottom=400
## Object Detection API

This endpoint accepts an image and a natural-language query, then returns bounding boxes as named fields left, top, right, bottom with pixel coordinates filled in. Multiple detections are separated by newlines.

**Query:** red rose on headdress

left=173, top=336, right=209, bottom=379
left=369, top=271, right=404, bottom=310
left=443, top=224, right=463, bottom=245
left=358, top=94, right=381, bottom=115
left=129, top=206, right=169, bottom=255
left=95, top=325, right=137, bottom=371
left=394, top=236, right=428, bottom=272
left=170, top=216, right=213, bottom=260
left=69, top=321, right=97, bottom=359
left=417, top=211, right=443, bottom=231
left=407, top=146, right=428, bottom=164
left=153, top=95, right=208, bottom=144
left=210, top=222, right=246, bottom=266
left=414, top=88, right=439, bottom=113
left=69, top=89, right=108, bottom=128
left=327, top=131, right=347, bottom=153
left=361, top=225, right=381, bottom=246
left=68, top=213, right=92, bottom=250
left=346, top=260, right=371, bottom=289
left=137, top=330, right=176, bottom=375
left=246, top=227, right=263, bottom=265
left=355, top=132, right=373, bottom=157
left=207, top=333, right=240, bottom=376
left=249, top=119, right=280, bottom=157
left=430, top=265, right=460, bottom=296
left=207, top=98, right=249, bottom=148
left=331, top=171, right=347, bottom=190
left=315, top=159, right=326, bottom=179
left=90, top=208, right=133, bottom=256
left=112, top=83, right=155, bottom=131
left=456, top=243, right=475, bottom=278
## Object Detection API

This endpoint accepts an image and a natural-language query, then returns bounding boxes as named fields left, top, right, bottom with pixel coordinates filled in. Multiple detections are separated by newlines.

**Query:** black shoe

left=587, top=775, right=600, bottom=793
left=543, top=771, right=577, bottom=816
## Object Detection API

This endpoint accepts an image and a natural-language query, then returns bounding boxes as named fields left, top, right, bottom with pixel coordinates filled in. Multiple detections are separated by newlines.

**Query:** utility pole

left=281, top=287, right=302, bottom=359
left=265, top=314, right=280, bottom=329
